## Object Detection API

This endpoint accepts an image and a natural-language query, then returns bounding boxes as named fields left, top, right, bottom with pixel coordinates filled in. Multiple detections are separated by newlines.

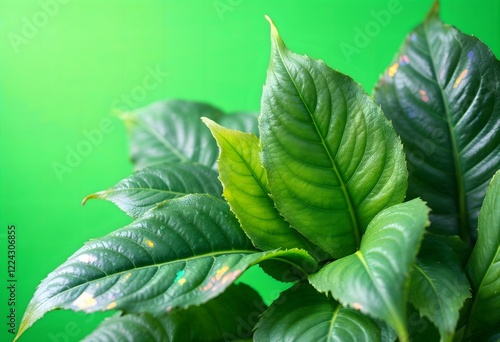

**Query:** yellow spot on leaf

left=178, top=278, right=186, bottom=285
left=145, top=239, right=154, bottom=248
left=453, top=69, right=468, bottom=88
left=106, top=302, right=117, bottom=310
left=388, top=63, right=399, bottom=77
left=122, top=273, right=132, bottom=282
left=419, top=89, right=429, bottom=102
left=215, top=266, right=230, bottom=281
left=353, top=302, right=363, bottom=310
left=73, top=292, right=97, bottom=310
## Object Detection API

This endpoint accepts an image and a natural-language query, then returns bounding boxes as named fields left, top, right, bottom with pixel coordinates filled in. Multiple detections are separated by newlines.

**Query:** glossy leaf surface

left=203, top=118, right=318, bottom=255
left=466, top=170, right=500, bottom=334
left=123, top=100, right=223, bottom=170
left=82, top=162, right=222, bottom=218
left=373, top=3, right=500, bottom=241
left=255, top=283, right=384, bottom=342
left=16, top=195, right=314, bottom=339
left=82, top=284, right=265, bottom=342
left=309, top=199, right=429, bottom=342
left=260, top=17, right=407, bottom=258
left=408, top=234, right=470, bottom=341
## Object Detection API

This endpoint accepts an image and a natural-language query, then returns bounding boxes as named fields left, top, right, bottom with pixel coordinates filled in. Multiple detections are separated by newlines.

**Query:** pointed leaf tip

left=426, top=0, right=440, bottom=20
left=265, top=15, right=285, bottom=51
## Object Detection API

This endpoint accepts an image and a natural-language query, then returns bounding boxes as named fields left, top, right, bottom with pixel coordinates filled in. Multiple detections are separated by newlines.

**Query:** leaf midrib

left=273, top=43, right=361, bottom=247
left=355, top=250, right=405, bottom=337
left=413, top=263, right=449, bottom=330
left=136, top=117, right=189, bottom=163
left=422, top=22, right=469, bottom=244
left=24, top=249, right=257, bottom=325
left=466, top=245, right=500, bottom=334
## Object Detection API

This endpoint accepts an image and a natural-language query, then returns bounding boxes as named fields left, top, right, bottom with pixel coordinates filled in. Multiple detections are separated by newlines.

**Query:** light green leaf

left=260, top=17, right=407, bottom=258
left=373, top=2, right=500, bottom=242
left=255, top=283, right=384, bottom=342
left=465, top=170, right=500, bottom=335
left=309, top=199, right=430, bottom=342
left=15, top=195, right=315, bottom=340
left=408, top=234, right=471, bottom=342
left=82, top=162, right=222, bottom=218
left=122, top=100, right=224, bottom=170
left=82, top=284, right=266, bottom=342
left=203, top=118, right=320, bottom=256
left=219, top=112, right=259, bottom=136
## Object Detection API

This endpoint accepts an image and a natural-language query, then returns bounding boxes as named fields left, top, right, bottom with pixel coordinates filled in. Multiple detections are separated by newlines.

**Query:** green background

left=0, top=0, right=498, bottom=341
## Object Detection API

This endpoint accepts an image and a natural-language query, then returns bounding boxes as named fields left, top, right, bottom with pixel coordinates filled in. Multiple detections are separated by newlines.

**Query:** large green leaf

left=82, top=284, right=266, bottom=342
left=82, top=162, right=222, bottom=218
left=254, top=283, right=385, bottom=342
left=465, top=170, right=500, bottom=335
left=122, top=100, right=224, bottom=170
left=373, top=2, right=500, bottom=242
left=15, top=195, right=315, bottom=340
left=260, top=17, right=408, bottom=258
left=309, top=199, right=429, bottom=342
left=408, top=234, right=471, bottom=342
left=203, top=118, right=320, bottom=256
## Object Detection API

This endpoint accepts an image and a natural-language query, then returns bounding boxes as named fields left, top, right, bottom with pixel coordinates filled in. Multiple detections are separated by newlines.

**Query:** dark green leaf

left=122, top=100, right=224, bottom=170
left=219, top=112, right=259, bottom=136
left=309, top=199, right=430, bottom=342
left=465, top=170, right=500, bottom=334
left=16, top=195, right=315, bottom=339
left=82, top=162, right=222, bottom=218
left=255, top=283, right=383, bottom=342
left=260, top=17, right=407, bottom=258
left=408, top=234, right=471, bottom=341
left=82, top=284, right=266, bottom=342
left=406, top=303, right=440, bottom=342
left=373, top=2, right=500, bottom=242
left=203, top=118, right=320, bottom=256
left=461, top=325, right=500, bottom=342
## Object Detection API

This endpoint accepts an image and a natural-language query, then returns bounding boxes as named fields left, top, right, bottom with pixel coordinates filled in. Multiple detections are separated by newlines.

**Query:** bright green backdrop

left=0, top=0, right=498, bottom=341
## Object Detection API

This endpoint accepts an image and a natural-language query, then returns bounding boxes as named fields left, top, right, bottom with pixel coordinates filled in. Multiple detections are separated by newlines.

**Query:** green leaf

left=465, top=170, right=500, bottom=334
left=203, top=118, right=320, bottom=256
left=219, top=112, right=260, bottom=136
left=373, top=2, right=500, bottom=242
left=309, top=199, right=430, bottom=342
left=406, top=303, right=440, bottom=342
left=408, top=234, right=471, bottom=342
left=122, top=100, right=224, bottom=170
left=16, top=194, right=315, bottom=340
left=260, top=17, right=408, bottom=259
left=82, top=284, right=266, bottom=342
left=82, top=162, right=222, bottom=218
left=255, top=283, right=384, bottom=342
left=462, top=325, right=500, bottom=342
